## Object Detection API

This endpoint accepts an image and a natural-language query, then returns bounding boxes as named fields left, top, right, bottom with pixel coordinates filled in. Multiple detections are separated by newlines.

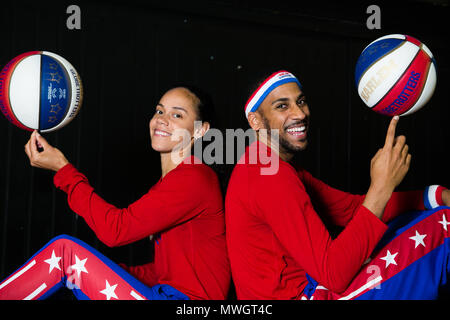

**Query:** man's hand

left=370, top=116, right=411, bottom=193
left=24, top=130, right=69, bottom=172
left=363, top=116, right=411, bottom=218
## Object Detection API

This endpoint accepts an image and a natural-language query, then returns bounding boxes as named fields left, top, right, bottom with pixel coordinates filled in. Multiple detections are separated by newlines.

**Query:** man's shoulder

left=229, top=159, right=299, bottom=185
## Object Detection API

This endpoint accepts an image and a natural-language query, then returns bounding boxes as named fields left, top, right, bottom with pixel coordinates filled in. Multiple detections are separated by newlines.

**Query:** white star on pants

left=70, top=255, right=88, bottom=278
left=409, top=230, right=427, bottom=248
left=44, top=250, right=62, bottom=273
left=380, top=250, right=398, bottom=268
left=438, top=214, right=450, bottom=231
left=100, top=280, right=118, bottom=300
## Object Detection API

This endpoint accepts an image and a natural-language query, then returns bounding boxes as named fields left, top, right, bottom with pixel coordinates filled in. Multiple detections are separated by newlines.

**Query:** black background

left=0, top=0, right=449, bottom=297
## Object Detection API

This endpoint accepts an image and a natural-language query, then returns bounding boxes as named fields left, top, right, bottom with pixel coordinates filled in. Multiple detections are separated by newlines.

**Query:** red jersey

left=53, top=156, right=230, bottom=300
left=225, top=141, right=427, bottom=299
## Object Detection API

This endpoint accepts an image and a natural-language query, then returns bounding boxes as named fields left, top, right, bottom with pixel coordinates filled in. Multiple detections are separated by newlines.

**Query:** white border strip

left=130, top=290, right=145, bottom=300
left=427, top=185, right=439, bottom=209
left=338, top=276, right=383, bottom=300
left=0, top=260, right=36, bottom=290
left=23, top=283, right=47, bottom=300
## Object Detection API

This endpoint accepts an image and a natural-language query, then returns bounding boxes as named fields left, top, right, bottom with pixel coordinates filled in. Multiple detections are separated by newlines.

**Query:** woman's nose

left=156, top=114, right=169, bottom=126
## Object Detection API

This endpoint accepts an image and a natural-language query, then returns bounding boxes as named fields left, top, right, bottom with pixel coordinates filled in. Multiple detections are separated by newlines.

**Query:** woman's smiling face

left=149, top=87, right=199, bottom=154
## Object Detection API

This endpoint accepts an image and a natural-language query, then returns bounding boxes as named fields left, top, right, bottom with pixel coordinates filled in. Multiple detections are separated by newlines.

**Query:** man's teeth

left=286, top=126, right=306, bottom=133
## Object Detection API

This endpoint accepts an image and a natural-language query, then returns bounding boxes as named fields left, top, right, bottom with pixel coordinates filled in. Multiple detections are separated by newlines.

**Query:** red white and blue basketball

left=355, top=34, right=436, bottom=116
left=0, top=51, right=83, bottom=132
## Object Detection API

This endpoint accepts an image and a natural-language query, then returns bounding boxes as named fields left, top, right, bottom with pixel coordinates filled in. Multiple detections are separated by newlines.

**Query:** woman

left=0, top=85, right=230, bottom=300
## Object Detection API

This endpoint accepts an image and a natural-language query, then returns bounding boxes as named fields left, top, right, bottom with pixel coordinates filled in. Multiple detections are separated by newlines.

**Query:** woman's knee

left=44, top=234, right=86, bottom=251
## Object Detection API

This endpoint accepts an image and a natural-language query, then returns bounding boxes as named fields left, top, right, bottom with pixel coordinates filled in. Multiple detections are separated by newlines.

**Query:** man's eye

left=173, top=113, right=182, bottom=118
left=276, top=104, right=287, bottom=109
left=298, top=99, right=306, bottom=106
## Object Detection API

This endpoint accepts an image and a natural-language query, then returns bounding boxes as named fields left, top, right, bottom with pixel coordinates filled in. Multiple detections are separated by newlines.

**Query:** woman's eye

left=276, top=104, right=287, bottom=109
left=155, top=109, right=163, bottom=115
left=298, top=99, right=306, bottom=106
left=173, top=113, right=182, bottom=119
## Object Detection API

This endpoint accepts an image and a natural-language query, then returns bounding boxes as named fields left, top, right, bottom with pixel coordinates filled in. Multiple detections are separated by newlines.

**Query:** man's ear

left=247, top=112, right=262, bottom=131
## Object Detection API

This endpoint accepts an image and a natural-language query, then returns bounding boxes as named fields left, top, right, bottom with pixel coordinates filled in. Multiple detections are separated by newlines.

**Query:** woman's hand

left=24, top=130, right=69, bottom=172
left=363, top=116, right=412, bottom=218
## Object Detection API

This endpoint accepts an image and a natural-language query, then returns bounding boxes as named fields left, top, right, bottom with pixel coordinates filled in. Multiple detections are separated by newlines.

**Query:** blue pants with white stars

left=0, top=234, right=189, bottom=300
left=302, top=206, right=450, bottom=300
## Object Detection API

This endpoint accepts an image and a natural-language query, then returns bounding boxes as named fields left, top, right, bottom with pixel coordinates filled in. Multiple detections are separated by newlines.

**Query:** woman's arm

left=24, top=130, right=220, bottom=247
left=52, top=163, right=213, bottom=247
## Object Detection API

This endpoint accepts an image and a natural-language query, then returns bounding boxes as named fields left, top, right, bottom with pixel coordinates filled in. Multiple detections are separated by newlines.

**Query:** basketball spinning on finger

left=355, top=34, right=437, bottom=116
left=0, top=51, right=83, bottom=132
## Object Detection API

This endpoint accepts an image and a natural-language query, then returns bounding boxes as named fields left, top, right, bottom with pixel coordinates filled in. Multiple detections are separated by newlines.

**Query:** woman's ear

left=194, top=121, right=210, bottom=139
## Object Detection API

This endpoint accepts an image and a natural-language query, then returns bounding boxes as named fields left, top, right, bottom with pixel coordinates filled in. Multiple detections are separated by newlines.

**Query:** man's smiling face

left=250, top=82, right=310, bottom=160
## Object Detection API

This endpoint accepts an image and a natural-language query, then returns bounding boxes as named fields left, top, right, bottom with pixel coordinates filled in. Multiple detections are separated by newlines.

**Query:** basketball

left=0, top=51, right=83, bottom=132
left=354, top=34, right=436, bottom=116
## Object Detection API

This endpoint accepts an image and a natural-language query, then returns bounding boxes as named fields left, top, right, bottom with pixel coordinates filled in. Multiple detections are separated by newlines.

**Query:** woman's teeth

left=155, top=129, right=171, bottom=136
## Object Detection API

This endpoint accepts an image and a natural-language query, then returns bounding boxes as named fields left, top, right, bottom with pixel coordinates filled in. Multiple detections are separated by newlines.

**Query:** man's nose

left=290, top=103, right=307, bottom=120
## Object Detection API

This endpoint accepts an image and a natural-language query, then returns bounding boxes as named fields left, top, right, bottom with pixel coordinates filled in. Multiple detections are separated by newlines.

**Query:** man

left=225, top=70, right=450, bottom=300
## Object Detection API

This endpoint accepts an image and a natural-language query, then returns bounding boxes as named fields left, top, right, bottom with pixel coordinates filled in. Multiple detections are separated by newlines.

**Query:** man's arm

left=298, top=169, right=426, bottom=226
left=255, top=163, right=388, bottom=293
left=255, top=117, right=415, bottom=292
left=298, top=116, right=414, bottom=225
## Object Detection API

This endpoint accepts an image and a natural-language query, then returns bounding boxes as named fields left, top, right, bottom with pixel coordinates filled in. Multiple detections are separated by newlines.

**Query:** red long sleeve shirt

left=53, top=156, right=230, bottom=300
left=225, top=141, right=426, bottom=299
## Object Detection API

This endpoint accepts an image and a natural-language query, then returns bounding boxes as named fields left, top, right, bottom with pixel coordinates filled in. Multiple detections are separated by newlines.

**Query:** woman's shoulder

left=172, top=156, right=219, bottom=184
